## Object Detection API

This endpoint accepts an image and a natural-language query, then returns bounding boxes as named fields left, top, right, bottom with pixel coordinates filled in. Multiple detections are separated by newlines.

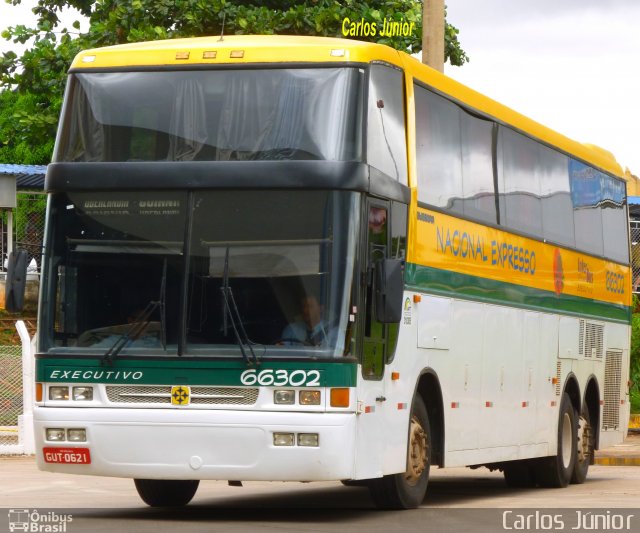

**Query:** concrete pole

left=422, top=0, right=445, bottom=72
left=17, top=319, right=35, bottom=454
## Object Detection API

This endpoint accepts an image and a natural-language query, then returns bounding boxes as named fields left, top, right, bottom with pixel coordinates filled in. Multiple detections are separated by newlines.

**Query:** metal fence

left=0, top=345, right=24, bottom=447
left=631, top=220, right=640, bottom=294
left=0, top=191, right=46, bottom=273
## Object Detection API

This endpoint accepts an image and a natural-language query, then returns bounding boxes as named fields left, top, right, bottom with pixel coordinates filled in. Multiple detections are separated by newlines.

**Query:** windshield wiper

left=101, top=300, right=160, bottom=366
left=220, top=247, right=258, bottom=366
left=102, top=259, right=167, bottom=365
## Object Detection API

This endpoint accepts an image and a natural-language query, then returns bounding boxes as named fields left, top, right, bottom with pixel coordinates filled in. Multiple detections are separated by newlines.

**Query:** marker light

left=330, top=388, right=350, bottom=408
left=299, top=390, right=321, bottom=405
left=72, top=387, right=93, bottom=401
left=202, top=51, right=217, bottom=59
left=175, top=51, right=190, bottom=60
left=330, top=49, right=345, bottom=57
left=81, top=55, right=96, bottom=63
left=297, top=433, right=319, bottom=447
left=274, top=390, right=295, bottom=405
left=49, top=386, right=69, bottom=401
left=35, top=383, right=43, bottom=402
left=46, top=428, right=66, bottom=441
left=273, top=433, right=295, bottom=446
left=67, top=429, right=87, bottom=442
left=230, top=50, right=245, bottom=58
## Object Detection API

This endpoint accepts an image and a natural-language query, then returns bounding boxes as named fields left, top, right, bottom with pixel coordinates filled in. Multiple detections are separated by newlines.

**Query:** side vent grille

left=556, top=361, right=562, bottom=396
left=578, top=319, right=585, bottom=356
left=585, top=323, right=604, bottom=358
left=602, top=350, right=622, bottom=430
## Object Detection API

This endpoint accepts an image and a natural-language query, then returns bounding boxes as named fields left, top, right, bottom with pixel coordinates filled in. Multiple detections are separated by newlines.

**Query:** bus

left=27, top=35, right=631, bottom=509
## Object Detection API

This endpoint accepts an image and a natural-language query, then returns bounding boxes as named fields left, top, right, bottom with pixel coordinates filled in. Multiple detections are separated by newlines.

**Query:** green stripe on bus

left=36, top=358, right=358, bottom=387
left=405, top=263, right=631, bottom=324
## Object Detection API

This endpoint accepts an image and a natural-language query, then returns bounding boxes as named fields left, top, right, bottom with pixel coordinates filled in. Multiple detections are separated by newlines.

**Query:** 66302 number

left=240, top=369, right=321, bottom=387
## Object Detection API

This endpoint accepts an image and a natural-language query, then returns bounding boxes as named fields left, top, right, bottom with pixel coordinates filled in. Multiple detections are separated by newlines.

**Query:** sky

left=1, top=1, right=639, bottom=175
left=444, top=0, right=640, bottom=175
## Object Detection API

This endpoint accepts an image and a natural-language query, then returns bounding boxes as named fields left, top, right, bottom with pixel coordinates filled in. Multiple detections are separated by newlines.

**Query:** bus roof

left=70, top=35, right=624, bottom=180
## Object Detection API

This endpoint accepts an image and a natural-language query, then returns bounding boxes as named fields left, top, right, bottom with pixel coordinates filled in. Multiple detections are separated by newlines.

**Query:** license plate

left=43, top=447, right=91, bottom=464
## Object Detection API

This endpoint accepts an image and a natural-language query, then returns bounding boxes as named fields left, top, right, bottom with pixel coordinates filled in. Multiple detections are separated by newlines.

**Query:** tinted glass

left=499, top=127, right=543, bottom=236
left=539, top=145, right=574, bottom=247
left=41, top=191, right=188, bottom=353
left=570, top=159, right=605, bottom=257
left=367, top=64, right=408, bottom=184
left=186, top=190, right=359, bottom=358
left=58, top=68, right=363, bottom=163
left=461, top=112, right=496, bottom=224
left=415, top=84, right=463, bottom=212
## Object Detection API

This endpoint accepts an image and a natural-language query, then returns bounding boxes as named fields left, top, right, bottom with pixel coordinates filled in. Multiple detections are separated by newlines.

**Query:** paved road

left=1, top=457, right=639, bottom=533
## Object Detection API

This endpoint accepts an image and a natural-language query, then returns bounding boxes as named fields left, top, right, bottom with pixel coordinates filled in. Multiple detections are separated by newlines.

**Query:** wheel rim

left=576, top=415, right=591, bottom=464
left=405, top=414, right=428, bottom=486
left=561, top=412, right=573, bottom=469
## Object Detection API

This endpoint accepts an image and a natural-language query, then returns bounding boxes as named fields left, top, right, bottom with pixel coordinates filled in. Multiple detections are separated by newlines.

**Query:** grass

left=631, top=390, right=640, bottom=415
left=0, top=306, right=37, bottom=345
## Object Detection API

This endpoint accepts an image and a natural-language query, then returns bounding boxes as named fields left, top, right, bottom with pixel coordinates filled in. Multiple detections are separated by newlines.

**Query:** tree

left=0, top=0, right=468, bottom=164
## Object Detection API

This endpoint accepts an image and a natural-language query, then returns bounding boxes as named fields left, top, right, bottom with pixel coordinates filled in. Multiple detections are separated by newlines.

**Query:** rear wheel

left=535, top=393, right=577, bottom=488
left=134, top=479, right=199, bottom=507
left=571, top=403, right=594, bottom=484
left=368, top=396, right=431, bottom=509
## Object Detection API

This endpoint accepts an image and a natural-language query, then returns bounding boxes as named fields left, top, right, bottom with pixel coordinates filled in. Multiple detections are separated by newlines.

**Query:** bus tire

left=368, top=396, right=431, bottom=509
left=134, top=479, right=199, bottom=507
left=535, top=393, right=577, bottom=488
left=571, top=403, right=593, bottom=484
left=503, top=460, right=536, bottom=488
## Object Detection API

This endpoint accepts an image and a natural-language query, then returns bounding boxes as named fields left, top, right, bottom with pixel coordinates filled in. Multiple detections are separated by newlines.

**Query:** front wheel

left=134, top=479, right=199, bottom=507
left=368, top=396, right=431, bottom=509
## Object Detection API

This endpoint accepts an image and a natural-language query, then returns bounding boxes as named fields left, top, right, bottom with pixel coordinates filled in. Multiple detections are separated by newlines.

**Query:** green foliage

left=631, top=312, right=640, bottom=412
left=0, top=91, right=56, bottom=164
left=0, top=1, right=468, bottom=164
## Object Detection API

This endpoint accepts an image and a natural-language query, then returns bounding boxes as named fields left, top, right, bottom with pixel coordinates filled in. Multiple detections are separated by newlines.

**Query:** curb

left=594, top=457, right=640, bottom=466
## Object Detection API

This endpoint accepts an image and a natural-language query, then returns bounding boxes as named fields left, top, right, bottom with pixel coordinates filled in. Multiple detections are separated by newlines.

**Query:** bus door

left=354, top=199, right=391, bottom=478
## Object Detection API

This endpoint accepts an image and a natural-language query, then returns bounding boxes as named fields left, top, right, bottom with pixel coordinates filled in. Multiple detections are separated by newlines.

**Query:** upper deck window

left=57, top=68, right=363, bottom=163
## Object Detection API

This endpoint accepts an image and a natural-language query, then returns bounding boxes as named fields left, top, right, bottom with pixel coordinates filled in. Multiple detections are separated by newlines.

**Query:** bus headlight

left=67, top=428, right=87, bottom=442
left=273, top=390, right=295, bottom=405
left=273, top=433, right=295, bottom=446
left=49, top=387, right=69, bottom=401
left=72, top=387, right=93, bottom=401
left=297, top=433, right=319, bottom=447
left=46, top=428, right=66, bottom=441
left=299, top=390, right=321, bottom=405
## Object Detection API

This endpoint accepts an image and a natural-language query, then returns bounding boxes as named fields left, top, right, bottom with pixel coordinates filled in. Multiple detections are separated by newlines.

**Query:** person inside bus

left=279, top=294, right=336, bottom=347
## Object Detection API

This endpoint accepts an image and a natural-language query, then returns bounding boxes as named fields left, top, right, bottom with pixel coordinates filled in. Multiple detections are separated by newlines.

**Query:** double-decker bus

left=29, top=35, right=630, bottom=509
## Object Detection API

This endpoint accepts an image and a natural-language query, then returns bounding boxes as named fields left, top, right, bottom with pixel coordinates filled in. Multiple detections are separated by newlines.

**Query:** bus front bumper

left=34, top=407, right=356, bottom=481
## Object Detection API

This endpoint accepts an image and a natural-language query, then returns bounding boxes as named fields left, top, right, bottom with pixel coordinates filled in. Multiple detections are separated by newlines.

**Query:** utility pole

left=422, top=0, right=444, bottom=72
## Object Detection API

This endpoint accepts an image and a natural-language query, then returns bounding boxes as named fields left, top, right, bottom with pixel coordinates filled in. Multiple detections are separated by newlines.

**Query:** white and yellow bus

left=29, top=35, right=630, bottom=509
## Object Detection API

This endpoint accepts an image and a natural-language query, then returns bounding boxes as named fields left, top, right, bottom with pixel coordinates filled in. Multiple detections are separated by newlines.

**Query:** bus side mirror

left=5, top=249, right=28, bottom=313
left=375, top=258, right=404, bottom=324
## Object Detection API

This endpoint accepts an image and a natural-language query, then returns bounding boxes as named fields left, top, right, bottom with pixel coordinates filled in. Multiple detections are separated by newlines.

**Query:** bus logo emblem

left=171, top=386, right=190, bottom=406
left=553, top=248, right=564, bottom=296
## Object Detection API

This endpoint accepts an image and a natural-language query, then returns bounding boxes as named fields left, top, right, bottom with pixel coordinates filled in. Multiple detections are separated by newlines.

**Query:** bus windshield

left=58, top=68, right=363, bottom=163
left=40, top=190, right=360, bottom=359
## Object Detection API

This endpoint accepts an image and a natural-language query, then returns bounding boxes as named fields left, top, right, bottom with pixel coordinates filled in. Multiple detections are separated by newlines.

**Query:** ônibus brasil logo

left=8, top=509, right=72, bottom=532
left=553, top=248, right=564, bottom=296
